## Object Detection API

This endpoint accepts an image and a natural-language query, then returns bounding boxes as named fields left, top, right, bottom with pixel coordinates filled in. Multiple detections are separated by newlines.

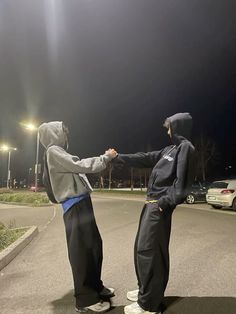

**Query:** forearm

left=118, top=153, right=148, bottom=168
left=118, top=150, right=162, bottom=168
left=74, top=155, right=112, bottom=173
left=49, top=147, right=112, bottom=174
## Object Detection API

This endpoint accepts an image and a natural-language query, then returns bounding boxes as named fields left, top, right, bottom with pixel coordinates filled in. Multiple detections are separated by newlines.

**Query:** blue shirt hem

left=61, top=193, right=90, bottom=214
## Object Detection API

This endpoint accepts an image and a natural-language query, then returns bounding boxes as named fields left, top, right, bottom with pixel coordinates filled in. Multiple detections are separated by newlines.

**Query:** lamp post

left=0, top=145, right=17, bottom=189
left=28, top=167, right=32, bottom=187
left=35, top=130, right=40, bottom=192
left=21, top=122, right=39, bottom=192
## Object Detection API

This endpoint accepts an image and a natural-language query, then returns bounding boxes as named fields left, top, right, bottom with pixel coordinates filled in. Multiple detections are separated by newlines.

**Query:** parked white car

left=206, top=179, right=236, bottom=211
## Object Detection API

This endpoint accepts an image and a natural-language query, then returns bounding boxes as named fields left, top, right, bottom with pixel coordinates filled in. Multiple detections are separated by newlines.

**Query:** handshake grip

left=104, top=148, right=125, bottom=170
left=105, top=148, right=118, bottom=159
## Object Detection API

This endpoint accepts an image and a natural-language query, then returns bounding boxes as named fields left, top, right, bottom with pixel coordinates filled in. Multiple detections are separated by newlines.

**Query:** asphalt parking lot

left=0, top=195, right=235, bottom=313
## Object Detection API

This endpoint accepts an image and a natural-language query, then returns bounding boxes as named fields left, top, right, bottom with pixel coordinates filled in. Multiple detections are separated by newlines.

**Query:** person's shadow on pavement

left=51, top=292, right=236, bottom=314
left=163, top=296, right=236, bottom=314
left=51, top=290, right=74, bottom=313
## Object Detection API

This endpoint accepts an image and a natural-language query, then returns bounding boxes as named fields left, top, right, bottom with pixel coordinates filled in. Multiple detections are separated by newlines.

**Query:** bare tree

left=100, top=175, right=104, bottom=190
left=108, top=163, right=113, bottom=190
left=100, top=167, right=109, bottom=189
left=194, top=134, right=220, bottom=181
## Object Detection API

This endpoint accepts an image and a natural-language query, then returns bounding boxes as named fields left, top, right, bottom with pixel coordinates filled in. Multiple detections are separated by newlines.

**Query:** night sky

left=0, top=0, right=236, bottom=183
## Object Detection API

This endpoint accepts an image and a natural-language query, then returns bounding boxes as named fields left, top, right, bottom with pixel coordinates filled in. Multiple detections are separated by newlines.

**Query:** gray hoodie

left=38, top=121, right=112, bottom=203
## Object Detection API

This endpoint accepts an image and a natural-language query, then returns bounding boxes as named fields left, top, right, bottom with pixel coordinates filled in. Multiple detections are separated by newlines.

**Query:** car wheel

left=232, top=198, right=236, bottom=211
left=211, top=205, right=222, bottom=209
left=186, top=194, right=195, bottom=204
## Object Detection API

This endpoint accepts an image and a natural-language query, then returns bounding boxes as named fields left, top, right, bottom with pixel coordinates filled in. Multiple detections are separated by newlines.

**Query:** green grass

left=0, top=222, right=29, bottom=252
left=0, top=190, right=49, bottom=205
left=0, top=188, right=145, bottom=205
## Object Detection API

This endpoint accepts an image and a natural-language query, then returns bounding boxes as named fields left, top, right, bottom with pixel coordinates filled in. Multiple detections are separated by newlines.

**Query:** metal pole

left=7, top=151, right=11, bottom=189
left=108, top=163, right=112, bottom=190
left=35, top=130, right=39, bottom=192
left=28, top=168, right=32, bottom=187
left=131, top=168, right=134, bottom=191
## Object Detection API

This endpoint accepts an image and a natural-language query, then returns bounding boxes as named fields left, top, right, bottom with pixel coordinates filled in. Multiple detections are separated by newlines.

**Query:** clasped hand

left=105, top=148, right=118, bottom=159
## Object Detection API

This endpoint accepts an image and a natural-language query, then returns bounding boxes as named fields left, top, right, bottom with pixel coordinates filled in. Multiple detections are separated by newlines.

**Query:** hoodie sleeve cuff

left=102, top=154, right=113, bottom=163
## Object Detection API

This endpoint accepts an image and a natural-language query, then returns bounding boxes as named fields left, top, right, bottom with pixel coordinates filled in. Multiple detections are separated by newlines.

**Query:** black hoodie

left=117, top=113, right=196, bottom=211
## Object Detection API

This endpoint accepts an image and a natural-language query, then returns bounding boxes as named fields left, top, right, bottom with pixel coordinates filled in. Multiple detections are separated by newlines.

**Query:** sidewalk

left=0, top=206, right=72, bottom=314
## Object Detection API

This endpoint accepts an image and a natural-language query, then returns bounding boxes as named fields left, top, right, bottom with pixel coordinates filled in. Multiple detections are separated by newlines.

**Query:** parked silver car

left=206, top=179, right=236, bottom=211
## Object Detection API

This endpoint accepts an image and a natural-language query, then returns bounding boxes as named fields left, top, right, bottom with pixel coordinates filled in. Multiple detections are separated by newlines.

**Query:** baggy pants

left=134, top=202, right=173, bottom=312
left=63, top=196, right=104, bottom=307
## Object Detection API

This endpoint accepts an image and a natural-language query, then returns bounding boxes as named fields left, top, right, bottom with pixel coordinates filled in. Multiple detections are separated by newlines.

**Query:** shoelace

left=94, top=301, right=105, bottom=310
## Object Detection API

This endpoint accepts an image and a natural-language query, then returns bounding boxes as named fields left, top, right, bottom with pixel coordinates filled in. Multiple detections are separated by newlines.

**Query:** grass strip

left=0, top=191, right=49, bottom=204
left=0, top=224, right=29, bottom=252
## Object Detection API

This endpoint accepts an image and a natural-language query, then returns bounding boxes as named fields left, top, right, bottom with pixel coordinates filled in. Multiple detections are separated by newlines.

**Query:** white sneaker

left=127, top=289, right=139, bottom=302
left=76, top=301, right=110, bottom=313
left=124, top=302, right=161, bottom=314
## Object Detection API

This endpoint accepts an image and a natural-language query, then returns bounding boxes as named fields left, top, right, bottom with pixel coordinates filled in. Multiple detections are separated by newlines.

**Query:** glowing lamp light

left=0, top=145, right=9, bottom=151
left=0, top=145, right=17, bottom=152
left=21, top=122, right=38, bottom=131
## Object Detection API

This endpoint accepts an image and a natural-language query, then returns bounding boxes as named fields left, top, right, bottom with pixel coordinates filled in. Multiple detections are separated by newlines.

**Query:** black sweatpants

left=63, top=196, right=104, bottom=307
left=134, top=202, right=173, bottom=312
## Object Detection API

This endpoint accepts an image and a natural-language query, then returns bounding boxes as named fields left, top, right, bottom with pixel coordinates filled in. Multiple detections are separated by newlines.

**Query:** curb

left=0, top=201, right=52, bottom=207
left=0, top=226, right=39, bottom=271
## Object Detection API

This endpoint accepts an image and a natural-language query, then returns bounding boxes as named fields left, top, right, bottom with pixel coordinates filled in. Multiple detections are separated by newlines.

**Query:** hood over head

left=164, top=112, right=193, bottom=145
left=38, top=121, right=68, bottom=149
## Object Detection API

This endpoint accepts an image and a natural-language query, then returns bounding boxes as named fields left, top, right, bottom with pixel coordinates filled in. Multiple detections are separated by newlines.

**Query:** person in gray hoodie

left=38, top=121, right=117, bottom=313
left=113, top=113, right=195, bottom=314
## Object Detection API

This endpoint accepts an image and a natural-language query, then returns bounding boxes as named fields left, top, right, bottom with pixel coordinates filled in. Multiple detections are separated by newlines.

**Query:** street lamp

left=0, top=145, right=17, bottom=189
left=20, top=122, right=40, bottom=192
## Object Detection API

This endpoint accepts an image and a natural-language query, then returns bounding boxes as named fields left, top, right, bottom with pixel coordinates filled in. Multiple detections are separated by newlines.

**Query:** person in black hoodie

left=114, top=113, right=195, bottom=314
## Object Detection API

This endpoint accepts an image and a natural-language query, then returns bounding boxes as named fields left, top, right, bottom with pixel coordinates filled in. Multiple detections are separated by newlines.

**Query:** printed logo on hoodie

left=162, top=146, right=176, bottom=162
left=163, top=154, right=174, bottom=162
